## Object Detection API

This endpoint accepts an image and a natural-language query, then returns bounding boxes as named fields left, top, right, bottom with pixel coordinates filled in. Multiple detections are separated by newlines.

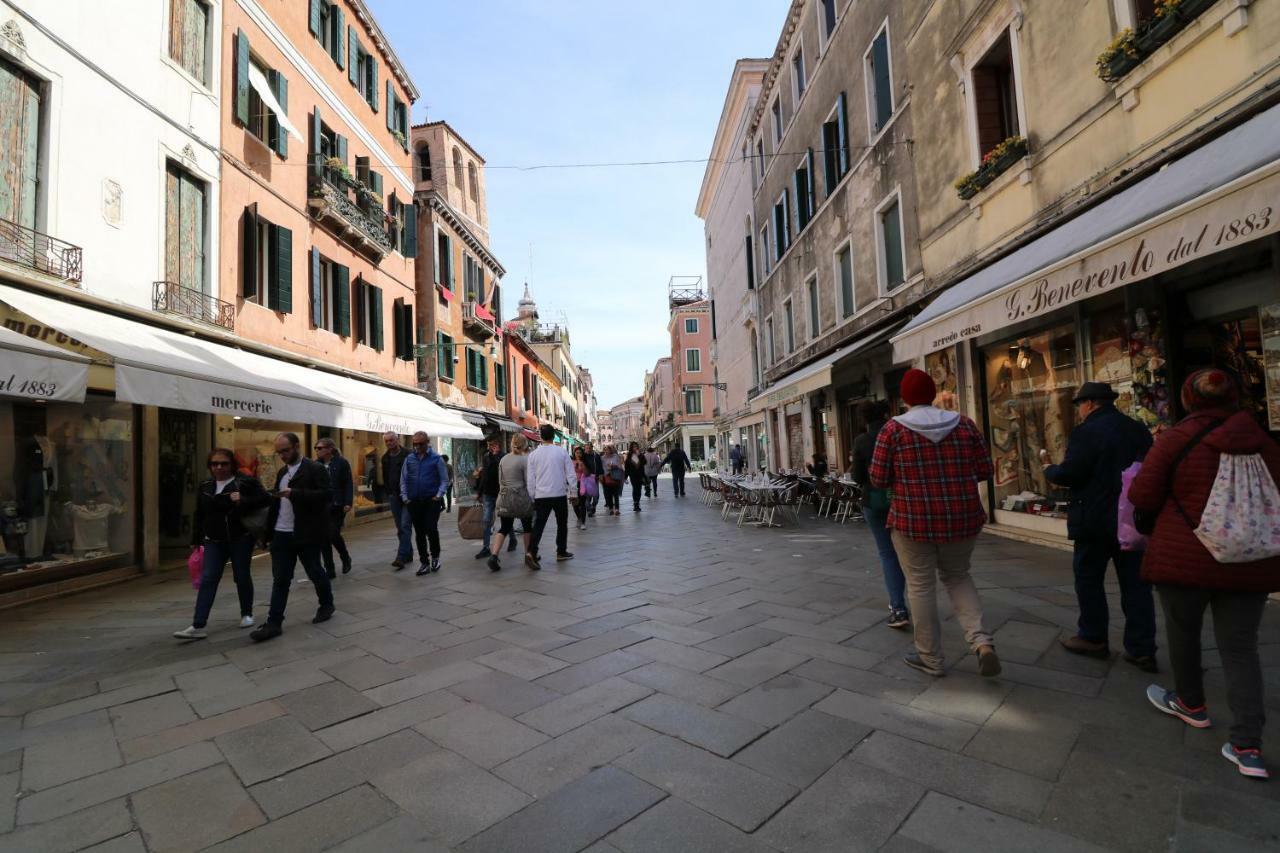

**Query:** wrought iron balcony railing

left=0, top=216, right=83, bottom=283
left=153, top=280, right=236, bottom=330
left=307, top=168, right=393, bottom=258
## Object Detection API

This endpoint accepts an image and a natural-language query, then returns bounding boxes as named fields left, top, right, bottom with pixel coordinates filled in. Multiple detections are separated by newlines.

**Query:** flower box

left=1095, top=0, right=1218, bottom=83
left=954, top=136, right=1028, bottom=200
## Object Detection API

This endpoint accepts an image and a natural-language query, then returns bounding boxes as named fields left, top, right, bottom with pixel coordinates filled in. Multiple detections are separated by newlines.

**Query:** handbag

left=580, top=475, right=599, bottom=498
left=457, top=503, right=488, bottom=540
left=1133, top=419, right=1222, bottom=535
left=233, top=476, right=270, bottom=542
left=496, top=484, right=533, bottom=519
left=187, top=546, right=204, bottom=589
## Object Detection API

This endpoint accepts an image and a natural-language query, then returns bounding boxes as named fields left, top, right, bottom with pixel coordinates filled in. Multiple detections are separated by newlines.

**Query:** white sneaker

left=173, top=626, right=207, bottom=640
left=239, top=615, right=255, bottom=628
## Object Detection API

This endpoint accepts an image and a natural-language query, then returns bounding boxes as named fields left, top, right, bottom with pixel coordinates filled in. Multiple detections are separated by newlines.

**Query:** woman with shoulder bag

left=600, top=444, right=625, bottom=516
left=572, top=447, right=597, bottom=531
left=174, top=448, right=271, bottom=639
left=624, top=441, right=647, bottom=513
left=1129, top=369, right=1280, bottom=779
left=489, top=434, right=535, bottom=572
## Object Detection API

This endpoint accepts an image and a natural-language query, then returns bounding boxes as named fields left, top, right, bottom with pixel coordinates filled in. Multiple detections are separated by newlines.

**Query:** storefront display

left=925, top=348, right=960, bottom=411
left=1261, top=302, right=1280, bottom=429
left=0, top=395, right=136, bottom=577
left=233, top=418, right=307, bottom=487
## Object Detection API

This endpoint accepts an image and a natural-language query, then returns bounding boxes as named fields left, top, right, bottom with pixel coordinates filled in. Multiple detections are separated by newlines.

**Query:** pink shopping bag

left=187, top=546, right=204, bottom=589
left=1117, top=462, right=1147, bottom=552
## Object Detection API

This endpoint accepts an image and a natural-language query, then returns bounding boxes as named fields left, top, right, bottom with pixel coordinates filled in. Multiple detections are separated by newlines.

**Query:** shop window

left=0, top=56, right=43, bottom=231
left=971, top=31, right=1020, bottom=161
left=865, top=23, right=894, bottom=134
left=821, top=94, right=850, bottom=193
left=984, top=324, right=1080, bottom=516
left=835, top=242, right=855, bottom=319
left=0, top=396, right=137, bottom=580
left=169, top=0, right=211, bottom=86
left=876, top=193, right=905, bottom=292
left=164, top=162, right=207, bottom=295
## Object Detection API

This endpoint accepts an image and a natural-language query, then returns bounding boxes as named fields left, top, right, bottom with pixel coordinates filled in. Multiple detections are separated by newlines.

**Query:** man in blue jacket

left=1043, top=382, right=1156, bottom=672
left=315, top=437, right=353, bottom=578
left=663, top=445, right=692, bottom=497
left=400, top=431, right=449, bottom=576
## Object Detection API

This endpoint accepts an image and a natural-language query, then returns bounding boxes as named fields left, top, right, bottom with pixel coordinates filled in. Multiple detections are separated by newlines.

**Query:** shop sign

left=0, top=350, right=88, bottom=403
left=896, top=170, right=1280, bottom=361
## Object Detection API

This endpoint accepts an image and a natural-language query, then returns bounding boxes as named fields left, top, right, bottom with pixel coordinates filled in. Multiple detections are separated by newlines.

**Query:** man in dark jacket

left=472, top=436, right=504, bottom=560
left=315, top=437, right=353, bottom=578
left=401, top=431, right=449, bottom=576
left=382, top=432, right=412, bottom=569
left=1043, top=381, right=1156, bottom=671
left=250, top=432, right=335, bottom=643
left=663, top=446, right=692, bottom=496
left=853, top=400, right=908, bottom=629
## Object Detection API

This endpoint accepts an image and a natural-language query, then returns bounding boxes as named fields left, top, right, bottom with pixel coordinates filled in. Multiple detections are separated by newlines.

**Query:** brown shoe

left=1059, top=635, right=1110, bottom=659
left=977, top=645, right=1002, bottom=678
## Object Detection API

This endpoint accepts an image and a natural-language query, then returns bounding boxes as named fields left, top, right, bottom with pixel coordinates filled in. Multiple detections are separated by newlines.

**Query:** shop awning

left=489, top=416, right=522, bottom=434
left=892, top=102, right=1280, bottom=363
left=0, top=285, right=483, bottom=439
left=0, top=324, right=90, bottom=403
left=247, top=64, right=304, bottom=143
left=749, top=321, right=903, bottom=413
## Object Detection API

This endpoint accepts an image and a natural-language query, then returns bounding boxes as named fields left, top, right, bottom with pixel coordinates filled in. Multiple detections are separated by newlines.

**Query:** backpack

left=1185, top=452, right=1280, bottom=563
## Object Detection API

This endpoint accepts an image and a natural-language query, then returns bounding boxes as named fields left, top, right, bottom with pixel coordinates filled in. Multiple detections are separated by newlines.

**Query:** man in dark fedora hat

left=1042, top=381, right=1157, bottom=671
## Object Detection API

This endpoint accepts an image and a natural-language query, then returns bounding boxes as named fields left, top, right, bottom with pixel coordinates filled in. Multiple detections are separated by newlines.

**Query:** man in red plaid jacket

left=870, top=368, right=1001, bottom=679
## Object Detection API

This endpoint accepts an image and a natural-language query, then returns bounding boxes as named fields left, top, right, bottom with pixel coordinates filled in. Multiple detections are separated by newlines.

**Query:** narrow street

left=0, top=480, right=1276, bottom=852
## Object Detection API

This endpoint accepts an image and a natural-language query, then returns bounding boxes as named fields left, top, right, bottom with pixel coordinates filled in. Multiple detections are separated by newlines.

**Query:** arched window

left=468, top=162, right=479, bottom=201
left=452, top=147, right=463, bottom=188
left=416, top=144, right=432, bottom=182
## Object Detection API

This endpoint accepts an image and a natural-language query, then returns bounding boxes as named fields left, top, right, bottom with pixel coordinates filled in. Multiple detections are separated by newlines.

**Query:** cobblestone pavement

left=1, top=480, right=1278, bottom=852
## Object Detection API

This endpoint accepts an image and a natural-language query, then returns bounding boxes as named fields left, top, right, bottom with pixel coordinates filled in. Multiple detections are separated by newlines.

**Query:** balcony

left=461, top=300, right=498, bottom=339
left=152, top=280, right=236, bottom=331
left=307, top=165, right=393, bottom=259
left=0, top=217, right=83, bottom=284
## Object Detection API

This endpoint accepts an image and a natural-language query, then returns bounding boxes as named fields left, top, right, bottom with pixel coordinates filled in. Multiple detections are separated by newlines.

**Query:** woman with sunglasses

left=174, top=448, right=271, bottom=639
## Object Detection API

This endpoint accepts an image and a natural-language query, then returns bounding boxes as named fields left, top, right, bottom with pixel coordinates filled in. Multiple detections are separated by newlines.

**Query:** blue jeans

left=864, top=505, right=906, bottom=611
left=1073, top=537, right=1156, bottom=657
left=192, top=536, right=255, bottom=628
left=388, top=494, right=412, bottom=561
left=481, top=494, right=497, bottom=551
left=267, top=531, right=333, bottom=626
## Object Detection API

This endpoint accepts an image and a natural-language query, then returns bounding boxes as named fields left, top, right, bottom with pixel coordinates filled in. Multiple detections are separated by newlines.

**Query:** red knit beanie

left=900, top=368, right=937, bottom=407
left=1181, top=368, right=1238, bottom=412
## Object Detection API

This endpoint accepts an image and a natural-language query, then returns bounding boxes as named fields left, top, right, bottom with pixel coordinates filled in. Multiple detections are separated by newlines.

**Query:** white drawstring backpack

left=1186, top=452, right=1280, bottom=563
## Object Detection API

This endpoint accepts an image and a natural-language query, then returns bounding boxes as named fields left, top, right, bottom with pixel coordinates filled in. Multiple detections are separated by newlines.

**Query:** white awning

left=247, top=63, right=304, bottom=143
left=0, top=324, right=90, bottom=403
left=750, top=322, right=902, bottom=412
left=0, top=285, right=483, bottom=439
left=893, top=102, right=1280, bottom=363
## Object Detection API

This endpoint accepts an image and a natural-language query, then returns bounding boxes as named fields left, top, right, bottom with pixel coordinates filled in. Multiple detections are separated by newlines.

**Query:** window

left=820, top=0, right=838, bottom=43
left=164, top=163, right=207, bottom=295
left=766, top=316, right=775, bottom=363
left=771, top=98, right=783, bottom=144
left=309, top=250, right=349, bottom=334
left=865, top=24, right=894, bottom=135
left=684, top=318, right=699, bottom=334
left=783, top=299, right=795, bottom=353
left=806, top=275, right=820, bottom=337
left=760, top=224, right=771, bottom=276
left=348, top=35, right=380, bottom=112
left=386, top=193, right=416, bottom=257
left=821, top=94, right=849, bottom=193
left=793, top=149, right=815, bottom=231
left=437, top=331, right=455, bottom=381
left=462, top=254, right=485, bottom=303
left=746, top=142, right=757, bottom=192
left=755, top=139, right=765, bottom=179
left=971, top=31, right=1021, bottom=161
left=792, top=46, right=806, bottom=102
left=353, top=276, right=384, bottom=350
left=169, top=0, right=210, bottom=85
left=745, top=232, right=756, bottom=290
left=386, top=83, right=409, bottom=151
left=452, top=147, right=463, bottom=187
left=773, top=190, right=791, bottom=260
left=435, top=230, right=454, bottom=288
left=494, top=362, right=506, bottom=400
left=686, top=349, right=701, bottom=372
left=244, top=56, right=269, bottom=144
left=468, top=162, right=479, bottom=201
left=241, top=205, right=292, bottom=312
left=0, top=56, right=42, bottom=231
left=521, top=363, right=531, bottom=408
left=835, top=242, right=855, bottom=319
left=876, top=192, right=906, bottom=292
left=416, top=144, right=432, bottom=181
left=684, top=388, right=703, bottom=416
left=309, top=0, right=345, bottom=70
left=750, top=335, right=761, bottom=386
left=465, top=348, right=489, bottom=392
left=392, top=297, right=415, bottom=361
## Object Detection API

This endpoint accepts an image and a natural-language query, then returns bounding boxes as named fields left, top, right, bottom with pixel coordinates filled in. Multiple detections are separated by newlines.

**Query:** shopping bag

left=1116, top=461, right=1147, bottom=552
left=1191, top=453, right=1280, bottom=563
left=456, top=504, right=487, bottom=540
left=580, top=475, right=599, bottom=498
left=187, top=546, right=204, bottom=589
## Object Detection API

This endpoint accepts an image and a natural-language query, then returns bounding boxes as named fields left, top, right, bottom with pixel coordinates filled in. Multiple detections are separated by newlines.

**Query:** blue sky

left=366, top=0, right=785, bottom=409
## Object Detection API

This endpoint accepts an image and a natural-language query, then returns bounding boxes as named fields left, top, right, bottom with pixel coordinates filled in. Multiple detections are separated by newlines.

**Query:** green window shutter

left=336, top=134, right=347, bottom=166
left=836, top=91, right=849, bottom=176
left=348, top=28, right=358, bottom=86
left=270, top=71, right=288, bottom=158
left=371, top=172, right=382, bottom=198
left=436, top=331, right=445, bottom=376
left=333, top=5, right=345, bottom=69
left=309, top=107, right=322, bottom=179
left=372, top=286, right=384, bottom=352
left=386, top=82, right=394, bottom=131
left=806, top=147, right=816, bottom=212
left=334, top=264, right=351, bottom=337
left=353, top=276, right=366, bottom=343
left=370, top=60, right=379, bottom=112
left=309, top=248, right=322, bottom=326
left=234, top=30, right=249, bottom=126
left=481, top=354, right=488, bottom=392
left=446, top=236, right=455, bottom=288
left=309, top=0, right=321, bottom=36
left=241, top=205, right=258, bottom=298
left=403, top=201, right=417, bottom=258
left=403, top=301, right=415, bottom=360
left=871, top=32, right=893, bottom=131
left=392, top=298, right=404, bottom=359
left=272, top=224, right=292, bottom=312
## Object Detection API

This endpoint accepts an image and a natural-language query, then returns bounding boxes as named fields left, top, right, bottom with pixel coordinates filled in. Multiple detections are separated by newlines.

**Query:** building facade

left=643, top=357, right=674, bottom=447
left=578, top=365, right=599, bottom=444
left=669, top=297, right=716, bottom=462
left=696, top=59, right=770, bottom=473
left=609, top=397, right=645, bottom=451
left=596, top=410, right=615, bottom=449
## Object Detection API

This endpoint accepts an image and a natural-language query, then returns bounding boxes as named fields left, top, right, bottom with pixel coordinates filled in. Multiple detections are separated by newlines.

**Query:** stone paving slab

left=605, top=796, right=780, bottom=853
left=621, top=693, right=766, bottom=757
left=215, top=715, right=332, bottom=786
left=131, top=764, right=265, bottom=852
left=493, top=713, right=660, bottom=798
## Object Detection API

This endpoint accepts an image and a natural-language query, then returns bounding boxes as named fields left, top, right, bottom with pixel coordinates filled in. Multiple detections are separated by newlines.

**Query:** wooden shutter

left=241, top=205, right=258, bottom=298
left=355, top=155, right=369, bottom=186
left=353, top=275, right=366, bottom=343
left=309, top=107, right=322, bottom=179
left=335, top=133, right=347, bottom=166
left=806, top=148, right=816, bottom=212
left=386, top=82, right=394, bottom=131
left=309, top=247, right=322, bottom=327
left=871, top=33, right=893, bottom=131
left=822, top=120, right=838, bottom=192
left=972, top=66, right=1004, bottom=157
left=793, top=169, right=806, bottom=231
left=370, top=171, right=382, bottom=199
left=270, top=71, right=288, bottom=158
left=272, top=224, right=292, bottom=312
left=436, top=332, right=448, bottom=378
left=335, top=264, right=351, bottom=337
left=403, top=201, right=417, bottom=257
left=392, top=298, right=405, bottom=359
left=348, top=28, right=359, bottom=86
left=308, top=0, right=321, bottom=35
left=446, top=236, right=455, bottom=287
left=836, top=92, right=849, bottom=176
left=372, top=286, right=384, bottom=352
left=370, top=60, right=379, bottom=112
left=745, top=234, right=754, bottom=290
left=234, top=30, right=249, bottom=126
left=332, top=4, right=345, bottom=69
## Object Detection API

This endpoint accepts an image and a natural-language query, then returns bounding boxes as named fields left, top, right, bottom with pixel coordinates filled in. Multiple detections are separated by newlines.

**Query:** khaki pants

left=890, top=532, right=993, bottom=669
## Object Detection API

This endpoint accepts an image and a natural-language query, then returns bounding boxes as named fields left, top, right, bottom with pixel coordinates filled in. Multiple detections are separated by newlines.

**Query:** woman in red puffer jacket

left=1128, top=368, right=1280, bottom=780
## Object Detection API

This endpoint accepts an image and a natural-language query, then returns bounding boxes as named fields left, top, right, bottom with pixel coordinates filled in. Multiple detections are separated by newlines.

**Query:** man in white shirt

left=525, top=424, right=577, bottom=569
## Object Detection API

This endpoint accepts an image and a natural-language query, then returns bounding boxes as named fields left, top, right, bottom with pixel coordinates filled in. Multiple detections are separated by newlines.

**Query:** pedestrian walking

left=249, top=433, right=335, bottom=643
left=472, top=436, right=504, bottom=561
left=382, top=431, right=413, bottom=570
left=644, top=446, right=664, bottom=498
left=663, top=445, right=692, bottom=497
left=625, top=442, right=647, bottom=512
left=489, top=434, right=535, bottom=572
left=1042, top=381, right=1157, bottom=671
left=527, top=424, right=576, bottom=568
left=573, top=446, right=598, bottom=529
left=601, top=444, right=625, bottom=515
left=1130, top=369, right=1280, bottom=780
left=853, top=400, right=909, bottom=630
left=583, top=442, right=605, bottom=516
left=174, top=448, right=271, bottom=639
left=401, top=431, right=449, bottom=576
left=869, top=369, right=1001, bottom=678
left=314, top=437, right=354, bottom=578
left=730, top=444, right=744, bottom=475
left=441, top=454, right=455, bottom=513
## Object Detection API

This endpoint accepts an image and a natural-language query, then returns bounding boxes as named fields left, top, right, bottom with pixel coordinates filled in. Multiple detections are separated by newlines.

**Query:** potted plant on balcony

left=953, top=135, right=1028, bottom=200
left=1095, top=28, right=1141, bottom=82
left=392, top=130, right=407, bottom=149
left=1136, top=0, right=1186, bottom=49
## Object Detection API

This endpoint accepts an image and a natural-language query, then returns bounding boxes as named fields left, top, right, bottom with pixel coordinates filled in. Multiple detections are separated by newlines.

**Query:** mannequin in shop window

left=67, top=491, right=123, bottom=558
left=14, top=436, right=56, bottom=560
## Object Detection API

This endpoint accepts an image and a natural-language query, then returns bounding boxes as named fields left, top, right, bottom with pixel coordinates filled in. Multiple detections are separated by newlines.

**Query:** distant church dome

left=517, top=284, right=538, bottom=321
